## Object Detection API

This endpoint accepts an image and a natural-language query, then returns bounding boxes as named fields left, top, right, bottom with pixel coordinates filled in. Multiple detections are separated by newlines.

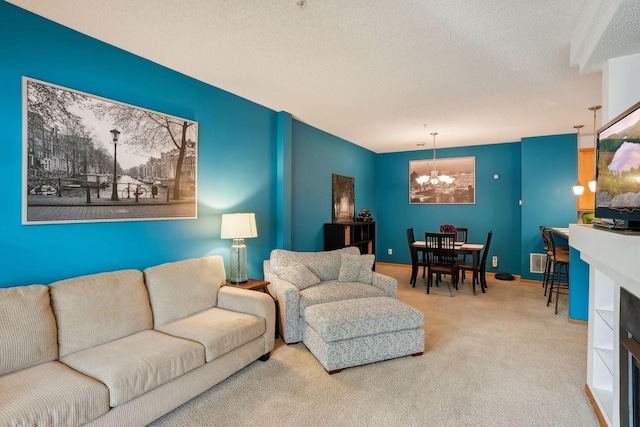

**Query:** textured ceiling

left=7, top=0, right=640, bottom=152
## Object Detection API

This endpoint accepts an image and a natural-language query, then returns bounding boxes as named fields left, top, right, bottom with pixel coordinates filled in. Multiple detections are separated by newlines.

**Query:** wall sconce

left=220, top=212, right=258, bottom=283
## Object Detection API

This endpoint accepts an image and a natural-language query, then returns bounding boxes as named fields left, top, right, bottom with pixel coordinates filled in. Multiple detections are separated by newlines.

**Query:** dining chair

left=542, top=227, right=570, bottom=314
left=424, top=232, right=459, bottom=296
left=406, top=228, right=427, bottom=287
left=459, top=230, right=492, bottom=294
left=455, top=227, right=469, bottom=280
left=455, top=227, right=468, bottom=243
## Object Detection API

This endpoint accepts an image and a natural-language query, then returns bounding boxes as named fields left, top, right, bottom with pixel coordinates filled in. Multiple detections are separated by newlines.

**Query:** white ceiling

left=7, top=0, right=640, bottom=152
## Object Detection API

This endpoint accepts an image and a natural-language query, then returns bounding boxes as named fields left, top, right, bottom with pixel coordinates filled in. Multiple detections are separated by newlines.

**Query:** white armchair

left=263, top=247, right=397, bottom=344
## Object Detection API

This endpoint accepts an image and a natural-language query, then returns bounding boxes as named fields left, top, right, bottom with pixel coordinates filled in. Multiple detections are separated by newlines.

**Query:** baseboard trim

left=568, top=318, right=588, bottom=326
left=520, top=278, right=542, bottom=285
left=375, top=263, right=523, bottom=282
left=584, top=383, right=609, bottom=427
left=375, top=262, right=411, bottom=268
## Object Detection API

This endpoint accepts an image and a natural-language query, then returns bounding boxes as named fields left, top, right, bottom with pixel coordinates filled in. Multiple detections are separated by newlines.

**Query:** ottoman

left=302, top=296, right=425, bottom=374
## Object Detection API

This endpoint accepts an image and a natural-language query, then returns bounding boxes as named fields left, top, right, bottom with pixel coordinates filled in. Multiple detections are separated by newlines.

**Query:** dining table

left=411, top=240, right=485, bottom=295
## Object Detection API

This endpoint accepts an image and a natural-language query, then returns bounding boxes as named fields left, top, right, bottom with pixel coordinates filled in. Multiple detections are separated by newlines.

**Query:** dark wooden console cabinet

left=324, top=221, right=375, bottom=255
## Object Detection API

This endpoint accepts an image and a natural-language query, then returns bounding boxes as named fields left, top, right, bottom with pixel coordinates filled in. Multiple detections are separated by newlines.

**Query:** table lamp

left=220, top=212, right=258, bottom=283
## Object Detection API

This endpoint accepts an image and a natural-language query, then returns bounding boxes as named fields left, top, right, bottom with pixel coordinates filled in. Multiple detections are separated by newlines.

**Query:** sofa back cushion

left=270, top=247, right=360, bottom=281
left=49, top=270, right=153, bottom=358
left=144, top=256, right=226, bottom=328
left=0, top=285, right=58, bottom=376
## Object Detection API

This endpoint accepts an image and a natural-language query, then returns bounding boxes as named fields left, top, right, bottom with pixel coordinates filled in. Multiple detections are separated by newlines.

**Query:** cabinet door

left=578, top=148, right=595, bottom=211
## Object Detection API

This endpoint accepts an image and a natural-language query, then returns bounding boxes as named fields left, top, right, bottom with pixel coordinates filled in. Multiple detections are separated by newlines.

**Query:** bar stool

left=539, top=226, right=569, bottom=297
left=543, top=227, right=570, bottom=314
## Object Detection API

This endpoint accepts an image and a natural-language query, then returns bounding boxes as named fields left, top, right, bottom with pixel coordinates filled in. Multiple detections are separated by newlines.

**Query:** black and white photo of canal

left=23, top=78, right=198, bottom=224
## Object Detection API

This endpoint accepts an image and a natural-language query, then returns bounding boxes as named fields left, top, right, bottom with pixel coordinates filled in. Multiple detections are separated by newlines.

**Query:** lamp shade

left=220, top=213, right=258, bottom=239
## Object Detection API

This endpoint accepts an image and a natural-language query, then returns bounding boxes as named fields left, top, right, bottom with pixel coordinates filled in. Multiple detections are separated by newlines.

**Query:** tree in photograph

left=27, top=80, right=85, bottom=129
left=96, top=103, right=197, bottom=200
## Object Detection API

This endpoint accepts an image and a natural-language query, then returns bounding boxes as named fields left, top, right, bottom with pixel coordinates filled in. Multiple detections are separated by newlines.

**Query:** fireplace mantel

left=570, top=224, right=640, bottom=427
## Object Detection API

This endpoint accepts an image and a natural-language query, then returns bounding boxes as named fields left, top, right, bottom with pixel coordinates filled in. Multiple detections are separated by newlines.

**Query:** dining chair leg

left=410, top=264, right=417, bottom=287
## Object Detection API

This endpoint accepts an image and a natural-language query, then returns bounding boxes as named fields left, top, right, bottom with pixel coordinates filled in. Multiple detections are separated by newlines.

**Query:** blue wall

left=0, top=3, right=282, bottom=286
left=520, top=134, right=577, bottom=280
left=569, top=247, right=589, bottom=321
left=1, top=3, right=581, bottom=292
left=290, top=121, right=377, bottom=251
left=0, top=3, right=378, bottom=288
left=375, top=143, right=522, bottom=276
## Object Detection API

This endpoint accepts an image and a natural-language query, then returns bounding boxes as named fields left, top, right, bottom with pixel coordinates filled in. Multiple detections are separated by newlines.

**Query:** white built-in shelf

left=569, top=224, right=640, bottom=427
left=596, top=308, right=614, bottom=329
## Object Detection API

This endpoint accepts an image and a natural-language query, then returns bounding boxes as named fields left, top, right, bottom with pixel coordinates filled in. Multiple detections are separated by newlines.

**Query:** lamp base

left=229, top=239, right=248, bottom=283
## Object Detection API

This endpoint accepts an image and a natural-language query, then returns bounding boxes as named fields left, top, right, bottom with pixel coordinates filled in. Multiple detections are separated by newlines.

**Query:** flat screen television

left=594, top=100, right=640, bottom=231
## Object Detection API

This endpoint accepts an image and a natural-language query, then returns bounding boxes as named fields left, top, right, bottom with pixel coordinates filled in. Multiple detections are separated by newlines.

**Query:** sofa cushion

left=270, top=247, right=360, bottom=281
left=60, top=329, right=204, bottom=407
left=0, top=284, right=58, bottom=376
left=338, top=253, right=375, bottom=284
left=299, top=280, right=386, bottom=315
left=144, top=256, right=226, bottom=328
left=0, top=361, right=109, bottom=426
left=157, top=307, right=266, bottom=362
left=273, top=262, right=321, bottom=289
left=49, top=269, right=153, bottom=358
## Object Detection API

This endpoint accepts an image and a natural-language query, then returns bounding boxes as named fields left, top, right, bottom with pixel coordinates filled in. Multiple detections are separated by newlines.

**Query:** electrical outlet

left=388, top=248, right=392, bottom=255
left=492, top=256, right=498, bottom=268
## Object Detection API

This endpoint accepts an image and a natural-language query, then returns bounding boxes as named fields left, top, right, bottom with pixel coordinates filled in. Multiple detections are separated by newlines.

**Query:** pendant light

left=573, top=125, right=585, bottom=196
left=429, top=131, right=440, bottom=185
left=588, top=106, right=601, bottom=192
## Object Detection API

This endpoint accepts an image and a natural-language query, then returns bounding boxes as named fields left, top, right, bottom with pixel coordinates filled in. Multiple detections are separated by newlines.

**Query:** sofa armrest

left=218, top=286, right=275, bottom=353
left=371, top=272, right=397, bottom=298
left=264, top=263, right=302, bottom=343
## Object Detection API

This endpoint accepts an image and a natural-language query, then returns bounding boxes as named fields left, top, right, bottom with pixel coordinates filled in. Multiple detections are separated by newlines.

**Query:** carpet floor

left=149, top=264, right=600, bottom=427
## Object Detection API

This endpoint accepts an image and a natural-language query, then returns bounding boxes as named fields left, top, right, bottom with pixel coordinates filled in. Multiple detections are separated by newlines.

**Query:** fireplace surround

left=570, top=223, right=640, bottom=427
left=620, top=288, right=640, bottom=427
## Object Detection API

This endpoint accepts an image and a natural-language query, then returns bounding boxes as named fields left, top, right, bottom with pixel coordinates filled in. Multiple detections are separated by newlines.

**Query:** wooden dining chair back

left=424, top=232, right=459, bottom=296
left=459, top=230, right=492, bottom=294
left=455, top=227, right=468, bottom=243
left=477, top=230, right=492, bottom=291
left=455, top=226, right=469, bottom=277
left=406, top=228, right=427, bottom=287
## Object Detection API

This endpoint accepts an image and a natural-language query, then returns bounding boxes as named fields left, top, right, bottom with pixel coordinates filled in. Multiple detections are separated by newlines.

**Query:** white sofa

left=263, top=247, right=397, bottom=344
left=0, top=256, right=275, bottom=427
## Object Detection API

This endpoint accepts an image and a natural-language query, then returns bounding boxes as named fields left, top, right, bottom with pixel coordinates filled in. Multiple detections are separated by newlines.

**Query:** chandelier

left=416, top=128, right=454, bottom=186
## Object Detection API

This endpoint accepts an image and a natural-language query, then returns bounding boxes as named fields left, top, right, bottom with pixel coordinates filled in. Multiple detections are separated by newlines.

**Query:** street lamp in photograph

left=110, top=129, right=120, bottom=201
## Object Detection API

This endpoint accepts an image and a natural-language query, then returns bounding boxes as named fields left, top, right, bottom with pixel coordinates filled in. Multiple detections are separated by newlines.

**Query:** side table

left=225, top=278, right=269, bottom=291
left=225, top=279, right=279, bottom=339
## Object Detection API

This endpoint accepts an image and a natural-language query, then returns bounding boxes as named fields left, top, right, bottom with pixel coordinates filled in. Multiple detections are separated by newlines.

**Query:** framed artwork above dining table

left=409, top=156, right=475, bottom=204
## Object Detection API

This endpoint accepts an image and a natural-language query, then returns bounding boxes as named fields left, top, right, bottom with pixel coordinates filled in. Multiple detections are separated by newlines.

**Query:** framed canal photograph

left=332, top=174, right=355, bottom=223
left=22, top=77, right=198, bottom=224
left=409, top=156, right=475, bottom=204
